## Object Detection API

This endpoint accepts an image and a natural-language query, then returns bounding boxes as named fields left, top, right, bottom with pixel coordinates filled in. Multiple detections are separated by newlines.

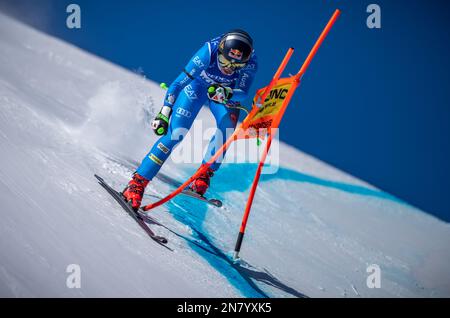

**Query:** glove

left=151, top=106, right=172, bottom=136
left=207, top=84, right=233, bottom=104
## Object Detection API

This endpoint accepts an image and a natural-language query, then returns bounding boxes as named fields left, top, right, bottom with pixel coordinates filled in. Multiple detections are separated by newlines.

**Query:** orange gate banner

left=237, top=77, right=296, bottom=140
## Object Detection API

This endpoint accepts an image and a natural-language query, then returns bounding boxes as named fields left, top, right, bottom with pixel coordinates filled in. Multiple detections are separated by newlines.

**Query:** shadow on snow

left=107, top=156, right=404, bottom=297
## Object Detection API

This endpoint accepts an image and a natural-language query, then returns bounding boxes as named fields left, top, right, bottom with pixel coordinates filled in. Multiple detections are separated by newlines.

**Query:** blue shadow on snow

left=114, top=155, right=405, bottom=297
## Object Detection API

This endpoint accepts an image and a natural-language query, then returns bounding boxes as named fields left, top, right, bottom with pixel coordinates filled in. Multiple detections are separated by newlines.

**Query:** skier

left=123, top=29, right=258, bottom=210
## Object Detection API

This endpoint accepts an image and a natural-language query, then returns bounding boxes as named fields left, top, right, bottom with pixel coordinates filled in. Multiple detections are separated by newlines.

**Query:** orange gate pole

left=232, top=9, right=340, bottom=260
left=296, top=9, right=340, bottom=81
left=259, top=48, right=294, bottom=104
left=233, top=131, right=274, bottom=260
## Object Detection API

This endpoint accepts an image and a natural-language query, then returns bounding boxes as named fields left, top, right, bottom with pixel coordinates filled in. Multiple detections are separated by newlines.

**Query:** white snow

left=1, top=12, right=449, bottom=298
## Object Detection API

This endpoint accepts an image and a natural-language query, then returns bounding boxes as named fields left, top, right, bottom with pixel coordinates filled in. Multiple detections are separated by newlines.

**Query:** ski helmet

left=218, top=29, right=253, bottom=63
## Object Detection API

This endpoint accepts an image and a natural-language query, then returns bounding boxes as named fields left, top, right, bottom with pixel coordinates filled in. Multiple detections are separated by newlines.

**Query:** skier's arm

left=163, top=43, right=211, bottom=107
left=231, top=57, right=258, bottom=102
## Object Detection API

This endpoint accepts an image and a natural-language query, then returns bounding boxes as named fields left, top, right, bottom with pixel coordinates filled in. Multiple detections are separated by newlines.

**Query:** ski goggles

left=218, top=54, right=247, bottom=70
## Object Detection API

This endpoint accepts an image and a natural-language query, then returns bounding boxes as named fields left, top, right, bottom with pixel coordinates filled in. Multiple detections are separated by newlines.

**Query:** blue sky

left=1, top=0, right=449, bottom=222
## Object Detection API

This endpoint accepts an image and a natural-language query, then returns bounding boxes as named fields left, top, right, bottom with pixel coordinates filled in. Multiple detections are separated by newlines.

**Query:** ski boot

left=189, top=167, right=214, bottom=196
left=122, top=173, right=149, bottom=211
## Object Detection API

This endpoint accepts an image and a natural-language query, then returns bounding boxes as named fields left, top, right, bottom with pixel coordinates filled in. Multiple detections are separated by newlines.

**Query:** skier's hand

left=151, top=106, right=172, bottom=136
left=207, top=84, right=233, bottom=104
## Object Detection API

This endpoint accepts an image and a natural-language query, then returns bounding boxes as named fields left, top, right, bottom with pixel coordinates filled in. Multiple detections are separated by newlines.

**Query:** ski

left=155, top=173, right=223, bottom=207
left=94, top=174, right=170, bottom=248
left=180, top=189, right=223, bottom=207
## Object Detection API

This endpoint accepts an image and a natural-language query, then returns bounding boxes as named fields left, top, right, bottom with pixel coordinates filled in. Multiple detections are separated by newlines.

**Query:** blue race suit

left=136, top=35, right=258, bottom=181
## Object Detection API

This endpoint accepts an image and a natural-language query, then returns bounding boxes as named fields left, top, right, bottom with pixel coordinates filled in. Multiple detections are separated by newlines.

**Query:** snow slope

left=1, top=13, right=449, bottom=298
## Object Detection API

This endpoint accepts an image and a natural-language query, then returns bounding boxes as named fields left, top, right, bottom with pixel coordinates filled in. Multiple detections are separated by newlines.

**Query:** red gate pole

left=233, top=131, right=274, bottom=260
left=259, top=48, right=294, bottom=104
left=231, top=48, right=295, bottom=260
left=295, top=9, right=340, bottom=81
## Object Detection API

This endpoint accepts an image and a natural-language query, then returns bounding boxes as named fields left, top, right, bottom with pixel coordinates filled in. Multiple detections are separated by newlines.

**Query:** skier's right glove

left=151, top=106, right=172, bottom=136
left=207, top=84, right=233, bottom=104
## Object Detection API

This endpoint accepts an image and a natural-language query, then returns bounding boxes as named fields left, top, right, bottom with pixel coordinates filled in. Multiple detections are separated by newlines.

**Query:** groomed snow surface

left=1, top=13, right=449, bottom=298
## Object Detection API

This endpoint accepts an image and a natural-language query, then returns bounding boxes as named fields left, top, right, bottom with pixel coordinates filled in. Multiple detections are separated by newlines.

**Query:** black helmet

left=218, top=29, right=253, bottom=63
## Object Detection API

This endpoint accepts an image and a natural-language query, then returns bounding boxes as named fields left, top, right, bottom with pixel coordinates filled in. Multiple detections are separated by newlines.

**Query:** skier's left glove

left=151, top=106, right=172, bottom=136
left=207, top=84, right=233, bottom=104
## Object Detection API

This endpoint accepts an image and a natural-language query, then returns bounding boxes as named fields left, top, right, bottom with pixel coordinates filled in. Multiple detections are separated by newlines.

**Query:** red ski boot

left=122, top=173, right=149, bottom=211
left=189, top=167, right=214, bottom=196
